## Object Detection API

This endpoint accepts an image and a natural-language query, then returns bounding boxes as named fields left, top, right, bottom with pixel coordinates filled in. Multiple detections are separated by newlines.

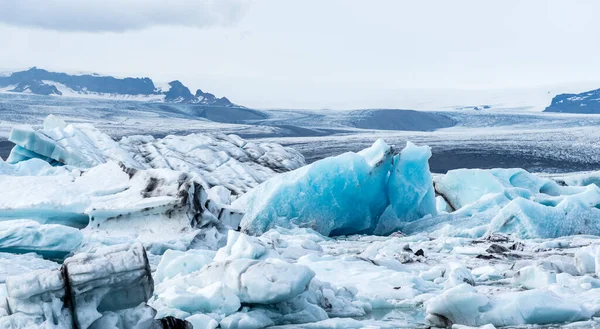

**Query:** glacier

left=5, top=116, right=600, bottom=328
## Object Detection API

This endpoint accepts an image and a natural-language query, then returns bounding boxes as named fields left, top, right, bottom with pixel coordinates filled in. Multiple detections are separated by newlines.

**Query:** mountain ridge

left=0, top=67, right=238, bottom=107
left=544, top=88, right=600, bottom=113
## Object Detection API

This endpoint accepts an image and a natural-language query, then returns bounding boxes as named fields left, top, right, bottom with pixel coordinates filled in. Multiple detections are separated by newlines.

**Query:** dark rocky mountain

left=544, top=88, right=600, bottom=113
left=0, top=67, right=237, bottom=106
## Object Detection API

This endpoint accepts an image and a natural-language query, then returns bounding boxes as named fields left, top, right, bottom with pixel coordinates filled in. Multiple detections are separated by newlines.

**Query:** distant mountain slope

left=544, top=88, right=600, bottom=113
left=0, top=67, right=237, bottom=106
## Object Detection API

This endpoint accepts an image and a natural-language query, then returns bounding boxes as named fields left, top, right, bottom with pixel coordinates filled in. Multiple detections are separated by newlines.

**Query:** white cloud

left=0, top=0, right=248, bottom=32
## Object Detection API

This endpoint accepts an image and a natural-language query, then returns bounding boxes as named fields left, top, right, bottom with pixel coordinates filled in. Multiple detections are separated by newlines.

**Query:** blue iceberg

left=237, top=140, right=437, bottom=236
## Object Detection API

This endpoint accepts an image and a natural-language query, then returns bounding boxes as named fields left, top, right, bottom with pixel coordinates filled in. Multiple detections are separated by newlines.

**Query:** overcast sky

left=1, top=0, right=599, bottom=109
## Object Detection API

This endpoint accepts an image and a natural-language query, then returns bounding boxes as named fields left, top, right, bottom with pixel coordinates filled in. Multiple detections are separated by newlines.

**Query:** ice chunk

left=159, top=282, right=241, bottom=316
left=3, top=243, right=154, bottom=329
left=154, top=249, right=216, bottom=283
left=435, top=169, right=506, bottom=210
left=236, top=140, right=393, bottom=236
left=219, top=310, right=274, bottom=329
left=373, top=142, right=436, bottom=235
left=259, top=228, right=325, bottom=261
left=88, top=304, right=156, bottom=329
left=559, top=171, right=600, bottom=188
left=306, top=279, right=368, bottom=318
left=8, top=120, right=135, bottom=168
left=512, top=265, right=557, bottom=289
left=387, top=142, right=437, bottom=222
left=150, top=256, right=323, bottom=326
left=0, top=157, right=69, bottom=176
left=43, top=114, right=67, bottom=130
left=444, top=263, right=475, bottom=288
left=120, top=133, right=305, bottom=195
left=213, top=230, right=279, bottom=262
left=574, top=246, right=600, bottom=275
left=207, top=186, right=232, bottom=205
left=425, top=283, right=591, bottom=327
left=471, top=266, right=502, bottom=281
left=488, top=185, right=600, bottom=238
left=0, top=161, right=224, bottom=250
left=8, top=116, right=305, bottom=196
left=435, top=168, right=561, bottom=210
left=0, top=220, right=82, bottom=259
left=186, top=314, right=219, bottom=329
left=420, top=266, right=446, bottom=281
left=152, top=258, right=315, bottom=321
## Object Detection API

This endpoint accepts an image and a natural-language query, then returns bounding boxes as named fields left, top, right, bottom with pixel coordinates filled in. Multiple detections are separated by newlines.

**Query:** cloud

left=0, top=0, right=248, bottom=32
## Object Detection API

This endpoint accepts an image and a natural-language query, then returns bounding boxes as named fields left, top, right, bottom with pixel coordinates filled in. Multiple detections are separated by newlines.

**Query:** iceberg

left=0, top=159, right=252, bottom=252
left=8, top=115, right=134, bottom=168
left=153, top=258, right=315, bottom=306
left=487, top=184, right=600, bottom=238
left=149, top=231, right=368, bottom=327
left=1, top=243, right=155, bottom=329
left=434, top=168, right=561, bottom=210
left=151, top=257, right=318, bottom=326
left=7, top=115, right=305, bottom=195
left=0, top=116, right=306, bottom=254
left=237, top=140, right=437, bottom=237
left=236, top=139, right=394, bottom=236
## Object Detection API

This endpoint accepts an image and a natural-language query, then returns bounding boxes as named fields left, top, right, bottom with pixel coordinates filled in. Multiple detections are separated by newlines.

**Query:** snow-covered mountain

left=0, top=67, right=236, bottom=106
left=544, top=87, right=600, bottom=113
